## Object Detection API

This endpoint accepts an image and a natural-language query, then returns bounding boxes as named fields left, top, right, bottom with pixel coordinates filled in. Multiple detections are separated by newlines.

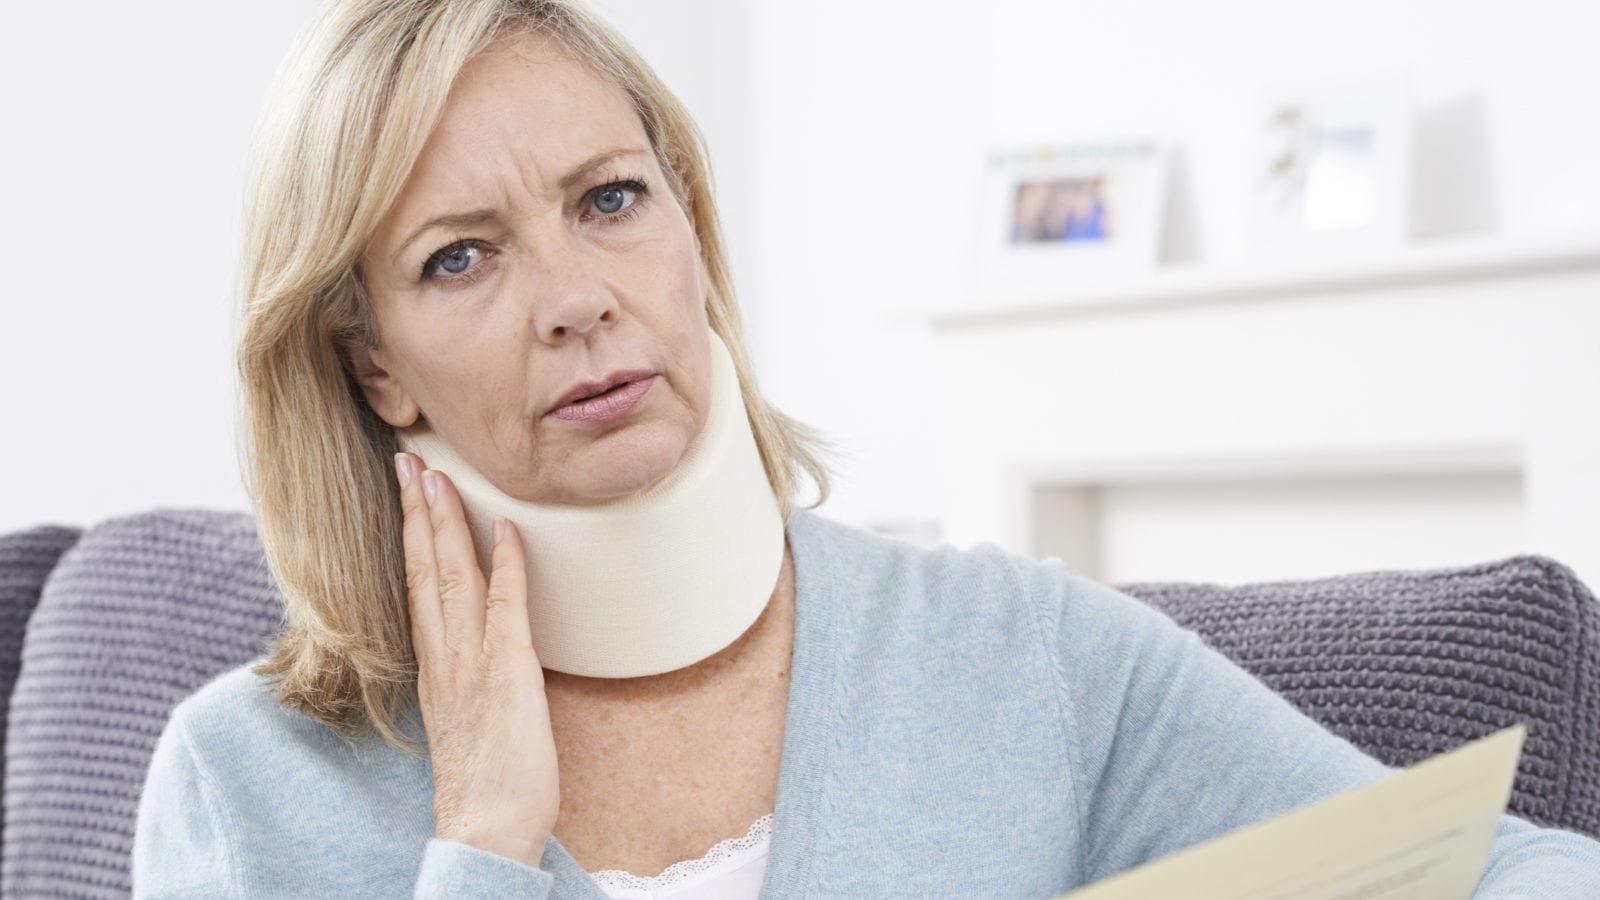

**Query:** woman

left=132, top=0, right=1600, bottom=896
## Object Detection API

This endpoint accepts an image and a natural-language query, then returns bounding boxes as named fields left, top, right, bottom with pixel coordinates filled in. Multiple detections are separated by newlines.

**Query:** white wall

left=737, top=0, right=1600, bottom=544
left=0, top=1, right=323, bottom=533
left=5, top=1, right=1598, bottom=588
left=932, top=263, right=1600, bottom=587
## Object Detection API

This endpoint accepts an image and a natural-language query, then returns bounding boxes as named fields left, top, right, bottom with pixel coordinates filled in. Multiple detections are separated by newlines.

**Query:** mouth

left=546, top=368, right=656, bottom=417
left=546, top=375, right=657, bottom=424
left=575, top=382, right=630, bottom=402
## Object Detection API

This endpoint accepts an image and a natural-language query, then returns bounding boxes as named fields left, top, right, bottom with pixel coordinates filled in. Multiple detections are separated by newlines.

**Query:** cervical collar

left=395, top=327, right=786, bottom=678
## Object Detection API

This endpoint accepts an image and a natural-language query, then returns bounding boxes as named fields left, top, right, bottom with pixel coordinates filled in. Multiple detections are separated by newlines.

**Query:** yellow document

left=1059, top=725, right=1525, bottom=900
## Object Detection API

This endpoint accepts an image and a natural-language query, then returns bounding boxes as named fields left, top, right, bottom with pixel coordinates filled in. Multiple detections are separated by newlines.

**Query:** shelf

left=1005, top=443, right=1522, bottom=489
left=897, top=230, right=1600, bottom=330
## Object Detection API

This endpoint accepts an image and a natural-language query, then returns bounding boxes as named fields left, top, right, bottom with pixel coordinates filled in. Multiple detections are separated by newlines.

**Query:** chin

left=565, top=424, right=690, bottom=502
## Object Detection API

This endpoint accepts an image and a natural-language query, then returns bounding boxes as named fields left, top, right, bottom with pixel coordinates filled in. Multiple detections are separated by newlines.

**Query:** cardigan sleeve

left=1025, top=558, right=1600, bottom=897
left=131, top=709, right=554, bottom=899
left=414, top=839, right=554, bottom=898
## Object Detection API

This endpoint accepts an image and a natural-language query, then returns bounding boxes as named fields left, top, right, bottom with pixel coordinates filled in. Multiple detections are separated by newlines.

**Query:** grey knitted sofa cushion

left=0, top=524, right=83, bottom=846
left=2, top=509, right=281, bottom=899
left=1, top=508, right=1596, bottom=898
left=1114, top=554, right=1600, bottom=840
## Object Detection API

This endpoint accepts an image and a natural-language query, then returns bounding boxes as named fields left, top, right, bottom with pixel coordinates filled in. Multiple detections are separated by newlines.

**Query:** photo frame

left=971, top=140, right=1170, bottom=296
left=1249, top=73, right=1413, bottom=257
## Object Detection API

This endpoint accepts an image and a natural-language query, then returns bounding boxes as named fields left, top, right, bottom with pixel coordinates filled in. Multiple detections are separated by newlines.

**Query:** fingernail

left=493, top=518, right=508, bottom=546
left=421, top=469, right=438, bottom=507
left=394, top=453, right=411, bottom=490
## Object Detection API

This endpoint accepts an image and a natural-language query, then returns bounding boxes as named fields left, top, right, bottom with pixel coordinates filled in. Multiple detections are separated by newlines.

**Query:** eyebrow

left=390, top=145, right=654, bottom=267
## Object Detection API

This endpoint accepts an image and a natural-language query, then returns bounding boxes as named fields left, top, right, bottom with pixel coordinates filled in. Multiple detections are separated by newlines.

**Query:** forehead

left=445, top=29, right=637, bottom=147
left=376, top=31, right=647, bottom=236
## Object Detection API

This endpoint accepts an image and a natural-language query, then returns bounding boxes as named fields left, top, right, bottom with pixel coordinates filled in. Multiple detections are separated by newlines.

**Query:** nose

left=528, top=233, right=621, bottom=344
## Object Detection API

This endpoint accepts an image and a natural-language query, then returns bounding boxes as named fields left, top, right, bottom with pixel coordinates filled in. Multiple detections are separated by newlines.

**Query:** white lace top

left=588, top=812, right=774, bottom=900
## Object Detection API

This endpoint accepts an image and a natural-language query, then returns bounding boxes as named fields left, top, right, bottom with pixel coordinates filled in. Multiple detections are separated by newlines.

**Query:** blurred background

left=3, top=0, right=1596, bottom=587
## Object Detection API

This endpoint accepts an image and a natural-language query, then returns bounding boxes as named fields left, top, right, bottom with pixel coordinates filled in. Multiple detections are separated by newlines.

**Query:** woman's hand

left=394, top=451, right=561, bottom=869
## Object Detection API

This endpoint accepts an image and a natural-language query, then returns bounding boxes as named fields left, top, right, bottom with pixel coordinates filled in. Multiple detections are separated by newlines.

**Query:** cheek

left=674, top=232, right=708, bottom=305
left=406, top=337, right=508, bottom=402
left=615, top=226, right=703, bottom=310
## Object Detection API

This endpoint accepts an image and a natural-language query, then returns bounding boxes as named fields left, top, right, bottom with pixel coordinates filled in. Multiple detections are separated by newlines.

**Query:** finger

left=395, top=452, right=445, bottom=665
left=483, top=517, right=535, bottom=655
left=421, top=467, right=488, bottom=651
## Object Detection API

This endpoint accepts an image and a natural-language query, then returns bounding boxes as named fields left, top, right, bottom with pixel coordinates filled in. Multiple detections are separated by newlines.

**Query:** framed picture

left=1250, top=73, right=1413, bottom=257
left=971, top=140, right=1169, bottom=296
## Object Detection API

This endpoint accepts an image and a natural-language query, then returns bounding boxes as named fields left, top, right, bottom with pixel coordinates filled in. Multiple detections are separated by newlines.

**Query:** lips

left=547, top=369, right=655, bottom=416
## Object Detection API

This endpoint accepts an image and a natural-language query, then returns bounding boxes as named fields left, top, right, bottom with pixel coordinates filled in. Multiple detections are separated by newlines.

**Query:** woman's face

left=353, top=31, right=711, bottom=505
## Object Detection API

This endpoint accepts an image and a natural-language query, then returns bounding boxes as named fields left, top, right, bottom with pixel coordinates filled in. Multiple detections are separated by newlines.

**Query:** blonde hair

left=236, top=0, right=837, bottom=756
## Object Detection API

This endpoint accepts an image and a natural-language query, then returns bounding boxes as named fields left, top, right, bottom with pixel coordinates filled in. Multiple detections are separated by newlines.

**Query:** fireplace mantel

left=920, top=230, right=1600, bottom=587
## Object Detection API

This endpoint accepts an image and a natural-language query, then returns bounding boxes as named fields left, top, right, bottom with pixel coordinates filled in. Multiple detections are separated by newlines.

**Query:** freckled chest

left=544, top=547, right=796, bottom=878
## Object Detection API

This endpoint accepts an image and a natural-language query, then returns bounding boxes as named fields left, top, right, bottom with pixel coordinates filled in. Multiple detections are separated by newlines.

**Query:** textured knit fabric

left=0, top=523, right=82, bottom=866
left=3, top=511, right=284, bottom=899
left=589, top=812, right=771, bottom=899
left=128, top=507, right=1600, bottom=897
left=1116, top=554, right=1600, bottom=839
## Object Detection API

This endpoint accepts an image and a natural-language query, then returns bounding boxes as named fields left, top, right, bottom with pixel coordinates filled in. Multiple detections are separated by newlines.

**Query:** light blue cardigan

left=132, top=507, right=1600, bottom=897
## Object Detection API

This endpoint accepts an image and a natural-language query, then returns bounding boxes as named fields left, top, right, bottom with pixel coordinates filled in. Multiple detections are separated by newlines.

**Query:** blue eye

left=595, top=186, right=628, bottom=214
left=439, top=246, right=477, bottom=274
left=591, top=181, right=645, bottom=218
left=420, top=241, right=488, bottom=282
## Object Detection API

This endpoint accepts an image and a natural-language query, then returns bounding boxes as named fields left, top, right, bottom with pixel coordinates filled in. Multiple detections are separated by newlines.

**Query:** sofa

left=1, top=507, right=1596, bottom=898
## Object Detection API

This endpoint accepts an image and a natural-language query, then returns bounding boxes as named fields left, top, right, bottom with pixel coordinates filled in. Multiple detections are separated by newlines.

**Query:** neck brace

left=395, top=327, right=786, bottom=678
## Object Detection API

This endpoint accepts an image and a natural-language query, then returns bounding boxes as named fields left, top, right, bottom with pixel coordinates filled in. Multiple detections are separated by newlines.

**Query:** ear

left=345, top=344, right=421, bottom=429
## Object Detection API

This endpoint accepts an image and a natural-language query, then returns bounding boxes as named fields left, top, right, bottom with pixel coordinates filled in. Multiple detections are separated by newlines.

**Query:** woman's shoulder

left=168, top=656, right=321, bottom=749
left=787, top=506, right=1134, bottom=631
left=787, top=507, right=1186, bottom=709
left=138, top=672, right=438, bottom=893
left=148, top=656, right=433, bottom=836
left=791, top=509, right=1091, bottom=665
left=161, top=656, right=422, bottom=793
left=788, top=506, right=1036, bottom=586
